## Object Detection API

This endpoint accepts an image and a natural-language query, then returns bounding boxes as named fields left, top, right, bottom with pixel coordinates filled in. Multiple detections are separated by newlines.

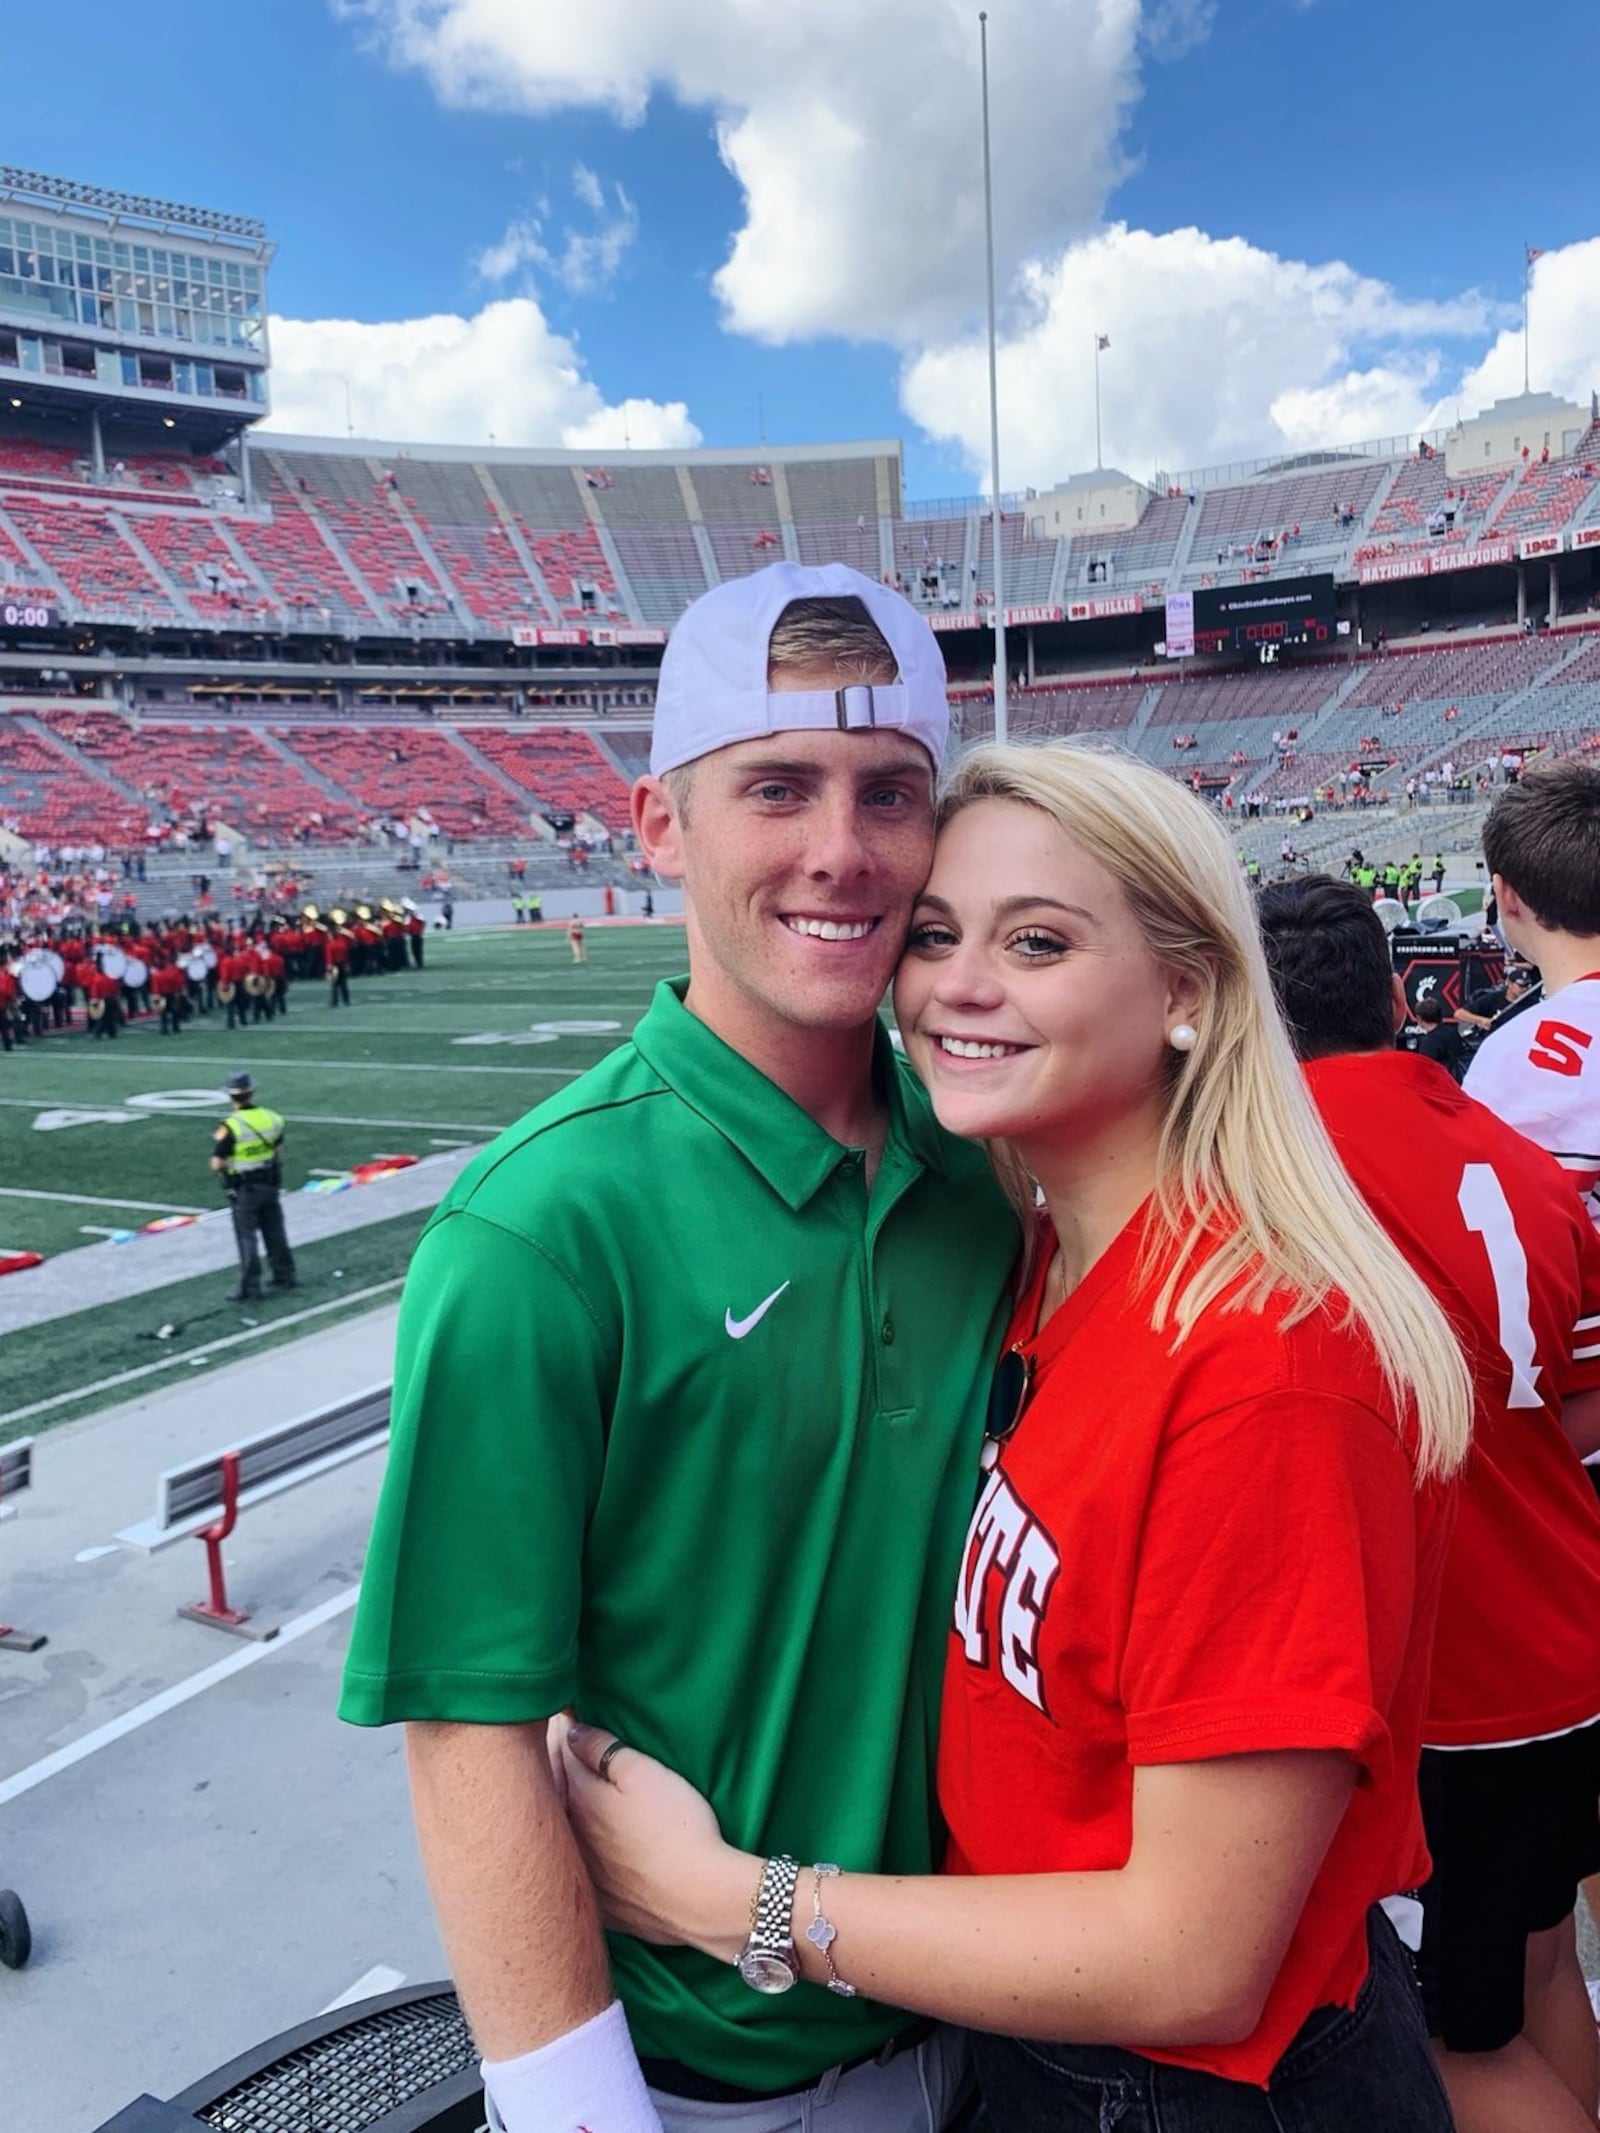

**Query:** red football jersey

left=938, top=1205, right=1452, bottom=2088
left=1465, top=973, right=1600, bottom=1229
left=1309, top=1049, right=1600, bottom=1747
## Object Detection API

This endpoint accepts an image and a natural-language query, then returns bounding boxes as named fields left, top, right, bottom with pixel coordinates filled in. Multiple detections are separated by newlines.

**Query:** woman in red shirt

left=564, top=742, right=1471, bottom=2129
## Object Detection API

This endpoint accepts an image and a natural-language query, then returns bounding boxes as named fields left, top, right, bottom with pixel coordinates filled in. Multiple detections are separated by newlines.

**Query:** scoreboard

left=0, top=600, right=60, bottom=632
left=1189, top=573, right=1336, bottom=657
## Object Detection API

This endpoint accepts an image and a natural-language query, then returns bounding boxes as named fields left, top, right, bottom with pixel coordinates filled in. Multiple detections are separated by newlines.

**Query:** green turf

left=0, top=1208, right=433, bottom=1446
left=0, top=925, right=689, bottom=1261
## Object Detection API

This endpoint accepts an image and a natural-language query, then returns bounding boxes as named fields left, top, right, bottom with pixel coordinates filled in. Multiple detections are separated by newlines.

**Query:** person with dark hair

left=1466, top=761, right=1600, bottom=1229
left=1259, top=873, right=1600, bottom=2133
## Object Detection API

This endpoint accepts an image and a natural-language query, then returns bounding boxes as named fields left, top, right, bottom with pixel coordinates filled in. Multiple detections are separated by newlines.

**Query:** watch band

left=736, top=1853, right=801, bottom=1993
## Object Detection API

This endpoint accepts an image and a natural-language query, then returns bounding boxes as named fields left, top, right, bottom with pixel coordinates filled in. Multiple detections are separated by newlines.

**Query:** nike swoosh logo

left=725, top=1282, right=791, bottom=1340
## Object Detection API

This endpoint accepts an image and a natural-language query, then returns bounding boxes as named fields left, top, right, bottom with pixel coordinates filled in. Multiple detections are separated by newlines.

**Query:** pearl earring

left=1169, top=1024, right=1197, bottom=1052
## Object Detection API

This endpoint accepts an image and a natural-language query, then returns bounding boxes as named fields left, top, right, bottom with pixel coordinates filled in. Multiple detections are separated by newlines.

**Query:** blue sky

left=0, top=0, right=1594, bottom=496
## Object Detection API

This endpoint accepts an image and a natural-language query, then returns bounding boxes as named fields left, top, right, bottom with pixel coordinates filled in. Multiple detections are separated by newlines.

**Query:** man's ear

left=633, top=777, right=684, bottom=884
left=1391, top=975, right=1410, bottom=1035
left=1491, top=872, right=1523, bottom=921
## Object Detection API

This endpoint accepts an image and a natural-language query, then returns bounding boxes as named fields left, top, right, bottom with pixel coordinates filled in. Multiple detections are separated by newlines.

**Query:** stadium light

left=980, top=11, right=1008, bottom=745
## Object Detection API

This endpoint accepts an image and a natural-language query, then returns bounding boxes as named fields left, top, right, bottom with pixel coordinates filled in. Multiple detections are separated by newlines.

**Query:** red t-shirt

left=1309, top=1050, right=1600, bottom=1746
left=938, top=1205, right=1452, bottom=2088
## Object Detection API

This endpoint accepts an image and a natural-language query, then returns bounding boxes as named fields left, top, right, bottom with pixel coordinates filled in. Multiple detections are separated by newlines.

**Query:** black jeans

left=230, top=1179, right=296, bottom=1296
left=970, top=1909, right=1453, bottom=2132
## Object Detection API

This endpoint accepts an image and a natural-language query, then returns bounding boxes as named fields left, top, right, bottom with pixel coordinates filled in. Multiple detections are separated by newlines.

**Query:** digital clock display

left=0, top=601, right=59, bottom=631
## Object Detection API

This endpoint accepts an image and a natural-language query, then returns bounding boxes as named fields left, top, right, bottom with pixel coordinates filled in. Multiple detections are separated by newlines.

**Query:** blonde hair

left=942, top=741, right=1472, bottom=1481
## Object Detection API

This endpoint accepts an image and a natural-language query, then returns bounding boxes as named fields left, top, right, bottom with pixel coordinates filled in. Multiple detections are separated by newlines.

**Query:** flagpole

left=1524, top=245, right=1532, bottom=395
left=1094, top=334, right=1103, bottom=470
left=980, top=10, right=1008, bottom=746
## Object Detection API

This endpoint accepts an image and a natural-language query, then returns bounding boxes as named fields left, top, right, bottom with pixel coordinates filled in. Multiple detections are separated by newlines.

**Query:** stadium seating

left=467, top=728, right=634, bottom=829
left=271, top=727, right=530, bottom=838
left=134, top=510, right=275, bottom=622
left=36, top=707, right=360, bottom=842
left=0, top=715, right=147, bottom=844
left=3, top=495, right=181, bottom=620
left=1065, top=494, right=1187, bottom=588
left=226, top=464, right=372, bottom=620
left=0, top=505, right=58, bottom=604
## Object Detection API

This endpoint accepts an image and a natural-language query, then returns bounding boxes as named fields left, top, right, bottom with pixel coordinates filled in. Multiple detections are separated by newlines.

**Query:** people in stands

left=1260, top=875, right=1600, bottom=2133
left=557, top=741, right=1468, bottom=2133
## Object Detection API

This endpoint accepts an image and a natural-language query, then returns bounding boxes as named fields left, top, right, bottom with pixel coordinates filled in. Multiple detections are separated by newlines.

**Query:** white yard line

left=0, top=1586, right=361, bottom=1807
left=0, top=1095, right=536, bottom=1129
left=0, top=1062, right=580, bottom=1082
left=0, top=1186, right=206, bottom=1214
left=1, top=1280, right=403, bottom=1426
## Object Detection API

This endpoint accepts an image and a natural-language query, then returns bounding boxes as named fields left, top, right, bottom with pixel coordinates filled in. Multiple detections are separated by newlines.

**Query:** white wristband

left=482, top=2001, right=664, bottom=2133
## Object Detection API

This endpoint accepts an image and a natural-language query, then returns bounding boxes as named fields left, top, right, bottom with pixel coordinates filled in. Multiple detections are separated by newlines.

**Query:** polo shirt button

left=881, top=1315, right=895, bottom=1346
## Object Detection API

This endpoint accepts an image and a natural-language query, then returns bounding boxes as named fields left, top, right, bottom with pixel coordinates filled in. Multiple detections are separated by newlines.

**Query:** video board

left=1189, top=573, right=1336, bottom=656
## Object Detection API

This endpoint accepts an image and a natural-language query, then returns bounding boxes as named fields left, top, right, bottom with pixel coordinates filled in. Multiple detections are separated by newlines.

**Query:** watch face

left=738, top=1948, right=799, bottom=1995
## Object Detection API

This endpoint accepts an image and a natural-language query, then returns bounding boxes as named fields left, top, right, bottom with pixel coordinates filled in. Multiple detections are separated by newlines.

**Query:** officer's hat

left=226, top=1071, right=254, bottom=1097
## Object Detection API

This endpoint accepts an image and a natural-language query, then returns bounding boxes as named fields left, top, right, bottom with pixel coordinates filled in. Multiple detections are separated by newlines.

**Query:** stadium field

left=0, top=924, right=691, bottom=1436
left=0, top=923, right=690, bottom=1260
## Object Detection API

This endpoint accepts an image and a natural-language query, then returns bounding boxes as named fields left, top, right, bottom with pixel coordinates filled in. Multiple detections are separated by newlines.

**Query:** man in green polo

left=340, top=563, right=1017, bottom=2133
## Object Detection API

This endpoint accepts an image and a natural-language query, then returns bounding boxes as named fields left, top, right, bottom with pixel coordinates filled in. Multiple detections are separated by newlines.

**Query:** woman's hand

left=560, top=1720, right=759, bottom=1964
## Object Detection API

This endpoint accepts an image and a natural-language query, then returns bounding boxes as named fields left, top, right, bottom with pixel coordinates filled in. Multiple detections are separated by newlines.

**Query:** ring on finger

left=596, top=1738, right=628, bottom=1784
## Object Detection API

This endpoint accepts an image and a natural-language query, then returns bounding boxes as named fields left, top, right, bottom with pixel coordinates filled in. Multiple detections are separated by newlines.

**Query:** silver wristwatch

left=736, top=1853, right=801, bottom=1994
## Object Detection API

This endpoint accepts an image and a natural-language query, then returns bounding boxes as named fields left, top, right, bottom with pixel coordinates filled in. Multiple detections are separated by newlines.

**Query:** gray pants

left=650, top=2029, right=970, bottom=2133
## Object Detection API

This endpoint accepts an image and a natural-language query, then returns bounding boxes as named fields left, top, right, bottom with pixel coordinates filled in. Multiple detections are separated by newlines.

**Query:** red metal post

left=179, top=1452, right=277, bottom=1640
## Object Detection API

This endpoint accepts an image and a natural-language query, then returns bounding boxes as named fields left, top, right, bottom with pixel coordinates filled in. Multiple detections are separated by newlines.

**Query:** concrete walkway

left=1, top=1303, right=449, bottom=2133
left=0, top=1145, right=477, bottom=1333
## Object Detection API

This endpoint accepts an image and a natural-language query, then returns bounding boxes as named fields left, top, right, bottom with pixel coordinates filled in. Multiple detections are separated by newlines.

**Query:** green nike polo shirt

left=340, top=978, right=1018, bottom=2091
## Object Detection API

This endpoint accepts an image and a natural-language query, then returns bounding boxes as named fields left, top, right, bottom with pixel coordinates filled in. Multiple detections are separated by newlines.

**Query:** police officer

left=211, top=1072, right=297, bottom=1302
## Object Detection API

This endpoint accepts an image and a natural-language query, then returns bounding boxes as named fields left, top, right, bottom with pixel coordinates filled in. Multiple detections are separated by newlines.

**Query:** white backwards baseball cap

left=649, top=560, right=951, bottom=778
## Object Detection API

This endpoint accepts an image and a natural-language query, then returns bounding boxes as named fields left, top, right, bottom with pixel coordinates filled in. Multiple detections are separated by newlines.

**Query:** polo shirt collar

left=632, top=979, right=946, bottom=1210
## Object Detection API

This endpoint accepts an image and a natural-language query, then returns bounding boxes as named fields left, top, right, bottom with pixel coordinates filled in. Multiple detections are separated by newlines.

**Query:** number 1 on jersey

left=1458, top=1163, right=1543, bottom=1410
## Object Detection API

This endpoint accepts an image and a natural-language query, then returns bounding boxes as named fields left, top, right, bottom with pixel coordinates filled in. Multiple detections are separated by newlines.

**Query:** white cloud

left=1442, top=238, right=1600, bottom=421
left=901, top=224, right=1506, bottom=489
left=341, top=0, right=1151, bottom=345
left=1143, top=0, right=1217, bottom=61
left=262, top=297, right=700, bottom=450
left=475, top=165, right=638, bottom=296
left=475, top=216, right=548, bottom=282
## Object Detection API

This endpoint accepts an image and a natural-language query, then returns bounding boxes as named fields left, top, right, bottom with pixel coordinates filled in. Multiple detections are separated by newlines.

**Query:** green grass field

left=0, top=925, right=691, bottom=1439
left=0, top=923, right=689, bottom=1261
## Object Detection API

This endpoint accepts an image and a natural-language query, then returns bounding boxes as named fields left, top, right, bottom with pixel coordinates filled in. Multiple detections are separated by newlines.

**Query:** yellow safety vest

left=221, top=1106, right=285, bottom=1175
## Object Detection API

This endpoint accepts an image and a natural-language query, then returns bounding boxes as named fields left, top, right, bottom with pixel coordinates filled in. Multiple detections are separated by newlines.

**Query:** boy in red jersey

left=1466, top=761, right=1600, bottom=1229
left=1260, top=873, right=1600, bottom=2133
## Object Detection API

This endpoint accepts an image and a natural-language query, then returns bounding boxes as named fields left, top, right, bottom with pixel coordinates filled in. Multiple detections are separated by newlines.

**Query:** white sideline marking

left=321, top=1964, right=407, bottom=2013
left=0, top=1585, right=361, bottom=1807
left=0, top=1186, right=206, bottom=1213
left=0, top=1095, right=521, bottom=1131
left=4, top=1055, right=599, bottom=1077
left=0, top=1280, right=404, bottom=1425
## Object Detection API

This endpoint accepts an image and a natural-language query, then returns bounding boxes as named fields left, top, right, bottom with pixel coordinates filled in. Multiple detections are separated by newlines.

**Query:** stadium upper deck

left=0, top=398, right=1597, bottom=658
